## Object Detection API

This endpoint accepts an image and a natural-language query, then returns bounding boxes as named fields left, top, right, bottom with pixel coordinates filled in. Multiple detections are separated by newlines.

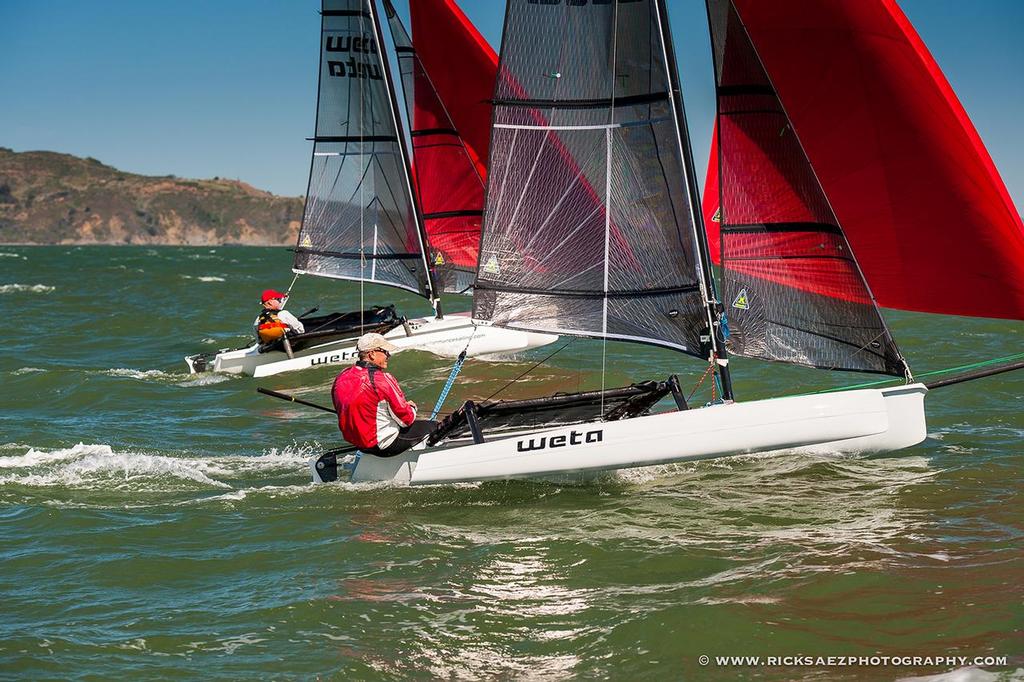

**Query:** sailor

left=254, top=289, right=305, bottom=344
left=332, top=333, right=437, bottom=457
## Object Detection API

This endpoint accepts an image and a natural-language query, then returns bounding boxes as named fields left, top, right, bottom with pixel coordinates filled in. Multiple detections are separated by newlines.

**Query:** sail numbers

left=326, top=34, right=382, bottom=81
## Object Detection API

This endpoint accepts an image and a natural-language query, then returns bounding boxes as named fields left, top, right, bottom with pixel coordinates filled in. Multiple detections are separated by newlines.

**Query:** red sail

left=702, top=0, right=1024, bottom=320
left=410, top=0, right=497, bottom=183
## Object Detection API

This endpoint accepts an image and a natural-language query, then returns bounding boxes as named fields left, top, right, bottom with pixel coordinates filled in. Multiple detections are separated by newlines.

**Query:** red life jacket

left=331, top=361, right=417, bottom=449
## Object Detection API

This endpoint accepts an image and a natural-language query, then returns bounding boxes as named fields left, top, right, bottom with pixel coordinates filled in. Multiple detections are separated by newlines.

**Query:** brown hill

left=0, top=148, right=304, bottom=245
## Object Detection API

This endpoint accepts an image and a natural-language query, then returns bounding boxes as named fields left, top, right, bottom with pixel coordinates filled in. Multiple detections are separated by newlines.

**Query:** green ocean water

left=0, top=245, right=1021, bottom=680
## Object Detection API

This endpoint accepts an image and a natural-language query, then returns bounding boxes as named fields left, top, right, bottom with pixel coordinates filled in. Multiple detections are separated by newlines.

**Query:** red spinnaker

left=703, top=0, right=1024, bottom=320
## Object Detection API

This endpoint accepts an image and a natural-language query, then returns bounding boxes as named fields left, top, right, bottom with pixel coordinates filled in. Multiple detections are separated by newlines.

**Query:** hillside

left=0, top=148, right=304, bottom=245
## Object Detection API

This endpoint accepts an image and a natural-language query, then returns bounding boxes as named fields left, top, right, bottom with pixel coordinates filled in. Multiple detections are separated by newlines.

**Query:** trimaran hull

left=344, top=384, right=928, bottom=485
left=185, top=312, right=556, bottom=378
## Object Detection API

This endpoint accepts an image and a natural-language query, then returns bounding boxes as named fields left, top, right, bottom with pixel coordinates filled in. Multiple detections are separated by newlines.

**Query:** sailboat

left=304, top=0, right=1020, bottom=485
left=185, top=0, right=556, bottom=378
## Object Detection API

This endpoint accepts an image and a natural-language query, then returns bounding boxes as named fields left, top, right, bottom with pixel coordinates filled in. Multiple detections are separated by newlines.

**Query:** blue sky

left=1, top=1, right=1021, bottom=211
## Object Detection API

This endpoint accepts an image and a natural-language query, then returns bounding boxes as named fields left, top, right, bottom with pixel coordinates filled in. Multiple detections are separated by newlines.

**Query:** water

left=1, top=246, right=1021, bottom=680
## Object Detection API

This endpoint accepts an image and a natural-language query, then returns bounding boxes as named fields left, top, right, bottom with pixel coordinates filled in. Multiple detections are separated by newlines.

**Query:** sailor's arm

left=276, top=310, right=305, bottom=334
left=379, top=373, right=416, bottom=426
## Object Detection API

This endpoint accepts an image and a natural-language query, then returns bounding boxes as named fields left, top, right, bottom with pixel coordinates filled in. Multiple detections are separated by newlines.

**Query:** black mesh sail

left=707, top=0, right=906, bottom=375
left=384, top=1, right=484, bottom=295
left=472, top=0, right=710, bottom=356
left=293, top=0, right=430, bottom=298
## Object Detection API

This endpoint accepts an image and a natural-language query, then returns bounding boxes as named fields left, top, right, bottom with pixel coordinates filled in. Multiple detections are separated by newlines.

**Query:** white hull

left=343, top=383, right=928, bottom=485
left=185, top=312, right=557, bottom=378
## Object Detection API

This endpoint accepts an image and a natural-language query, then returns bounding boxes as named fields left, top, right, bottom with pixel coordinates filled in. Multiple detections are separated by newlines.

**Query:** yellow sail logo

left=434, top=252, right=445, bottom=266
left=732, top=288, right=749, bottom=310
left=483, top=254, right=500, bottom=275
left=711, top=206, right=722, bottom=223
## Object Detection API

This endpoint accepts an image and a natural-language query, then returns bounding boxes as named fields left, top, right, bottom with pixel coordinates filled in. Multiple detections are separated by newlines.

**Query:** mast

left=654, top=0, right=734, bottom=399
left=367, top=0, right=441, bottom=316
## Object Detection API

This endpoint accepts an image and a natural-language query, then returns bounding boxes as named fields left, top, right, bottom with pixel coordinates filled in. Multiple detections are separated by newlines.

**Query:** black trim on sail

left=492, top=92, right=669, bottom=110
left=474, top=283, right=700, bottom=299
left=313, top=135, right=399, bottom=143
left=292, top=247, right=422, bottom=261
left=722, top=222, right=845, bottom=236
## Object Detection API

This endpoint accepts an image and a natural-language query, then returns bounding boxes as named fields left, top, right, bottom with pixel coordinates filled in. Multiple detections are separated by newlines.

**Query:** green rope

left=812, top=351, right=1024, bottom=394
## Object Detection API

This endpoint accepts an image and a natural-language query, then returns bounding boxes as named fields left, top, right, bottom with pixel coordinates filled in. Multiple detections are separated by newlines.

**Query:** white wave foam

left=0, top=442, right=380, bottom=499
left=175, top=373, right=232, bottom=387
left=0, top=284, right=54, bottom=293
left=181, top=275, right=226, bottom=282
left=0, top=252, right=27, bottom=259
left=105, top=368, right=174, bottom=381
left=12, top=367, right=45, bottom=375
left=0, top=443, right=229, bottom=490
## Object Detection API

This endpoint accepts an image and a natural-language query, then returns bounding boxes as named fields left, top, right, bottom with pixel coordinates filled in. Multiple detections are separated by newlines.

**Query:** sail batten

left=472, top=0, right=713, bottom=358
left=293, top=0, right=429, bottom=299
left=707, top=0, right=906, bottom=377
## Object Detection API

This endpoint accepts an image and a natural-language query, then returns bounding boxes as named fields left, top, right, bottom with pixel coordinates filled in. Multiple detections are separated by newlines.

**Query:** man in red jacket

left=331, top=333, right=437, bottom=457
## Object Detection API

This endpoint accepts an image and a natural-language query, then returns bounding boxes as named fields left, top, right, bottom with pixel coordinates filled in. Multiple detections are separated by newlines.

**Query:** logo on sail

left=732, top=288, right=750, bottom=310
left=433, top=252, right=445, bottom=266
left=482, top=254, right=500, bottom=275
left=301, top=236, right=312, bottom=248
left=711, top=206, right=722, bottom=223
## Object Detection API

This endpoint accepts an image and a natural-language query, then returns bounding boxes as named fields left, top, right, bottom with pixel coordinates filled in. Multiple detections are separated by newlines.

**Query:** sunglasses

left=373, top=348, right=391, bottom=358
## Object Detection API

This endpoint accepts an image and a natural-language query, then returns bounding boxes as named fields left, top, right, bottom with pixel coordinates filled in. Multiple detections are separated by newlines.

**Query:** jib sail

left=384, top=0, right=485, bottom=295
left=293, top=0, right=433, bottom=299
left=473, top=0, right=715, bottom=357
left=707, top=0, right=907, bottom=376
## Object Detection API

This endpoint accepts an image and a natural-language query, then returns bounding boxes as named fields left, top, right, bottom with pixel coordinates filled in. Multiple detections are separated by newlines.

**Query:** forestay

left=707, top=0, right=907, bottom=376
left=384, top=0, right=485, bottom=295
left=293, top=0, right=431, bottom=298
left=473, top=0, right=712, bottom=357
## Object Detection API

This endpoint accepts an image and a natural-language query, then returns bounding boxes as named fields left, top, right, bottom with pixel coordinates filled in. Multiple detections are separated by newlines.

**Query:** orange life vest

left=256, top=309, right=289, bottom=344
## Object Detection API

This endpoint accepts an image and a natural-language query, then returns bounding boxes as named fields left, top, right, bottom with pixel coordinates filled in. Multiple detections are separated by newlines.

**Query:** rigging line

left=429, top=325, right=479, bottom=420
left=811, top=351, right=1024, bottom=394
left=481, top=338, right=576, bottom=404
left=284, top=272, right=300, bottom=300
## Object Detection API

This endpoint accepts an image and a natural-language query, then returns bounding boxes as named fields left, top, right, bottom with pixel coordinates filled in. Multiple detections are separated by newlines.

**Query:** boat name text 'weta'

left=516, top=429, right=603, bottom=452
left=326, top=34, right=382, bottom=81
left=311, top=350, right=358, bottom=367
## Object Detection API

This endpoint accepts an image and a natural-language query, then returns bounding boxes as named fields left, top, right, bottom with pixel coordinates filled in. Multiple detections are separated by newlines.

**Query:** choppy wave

left=103, top=367, right=233, bottom=386
left=0, top=443, right=317, bottom=493
left=181, top=275, right=226, bottom=282
left=0, top=252, right=27, bottom=259
left=12, top=367, right=45, bottom=375
left=0, top=283, right=55, bottom=293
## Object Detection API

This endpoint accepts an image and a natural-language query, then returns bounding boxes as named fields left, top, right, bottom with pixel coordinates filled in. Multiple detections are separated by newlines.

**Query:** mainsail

left=472, top=0, right=714, bottom=357
left=707, top=0, right=906, bottom=376
left=293, top=0, right=433, bottom=299
left=384, top=0, right=485, bottom=295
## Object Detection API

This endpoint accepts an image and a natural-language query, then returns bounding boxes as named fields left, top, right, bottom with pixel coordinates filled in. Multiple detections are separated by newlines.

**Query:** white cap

left=356, top=332, right=398, bottom=353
